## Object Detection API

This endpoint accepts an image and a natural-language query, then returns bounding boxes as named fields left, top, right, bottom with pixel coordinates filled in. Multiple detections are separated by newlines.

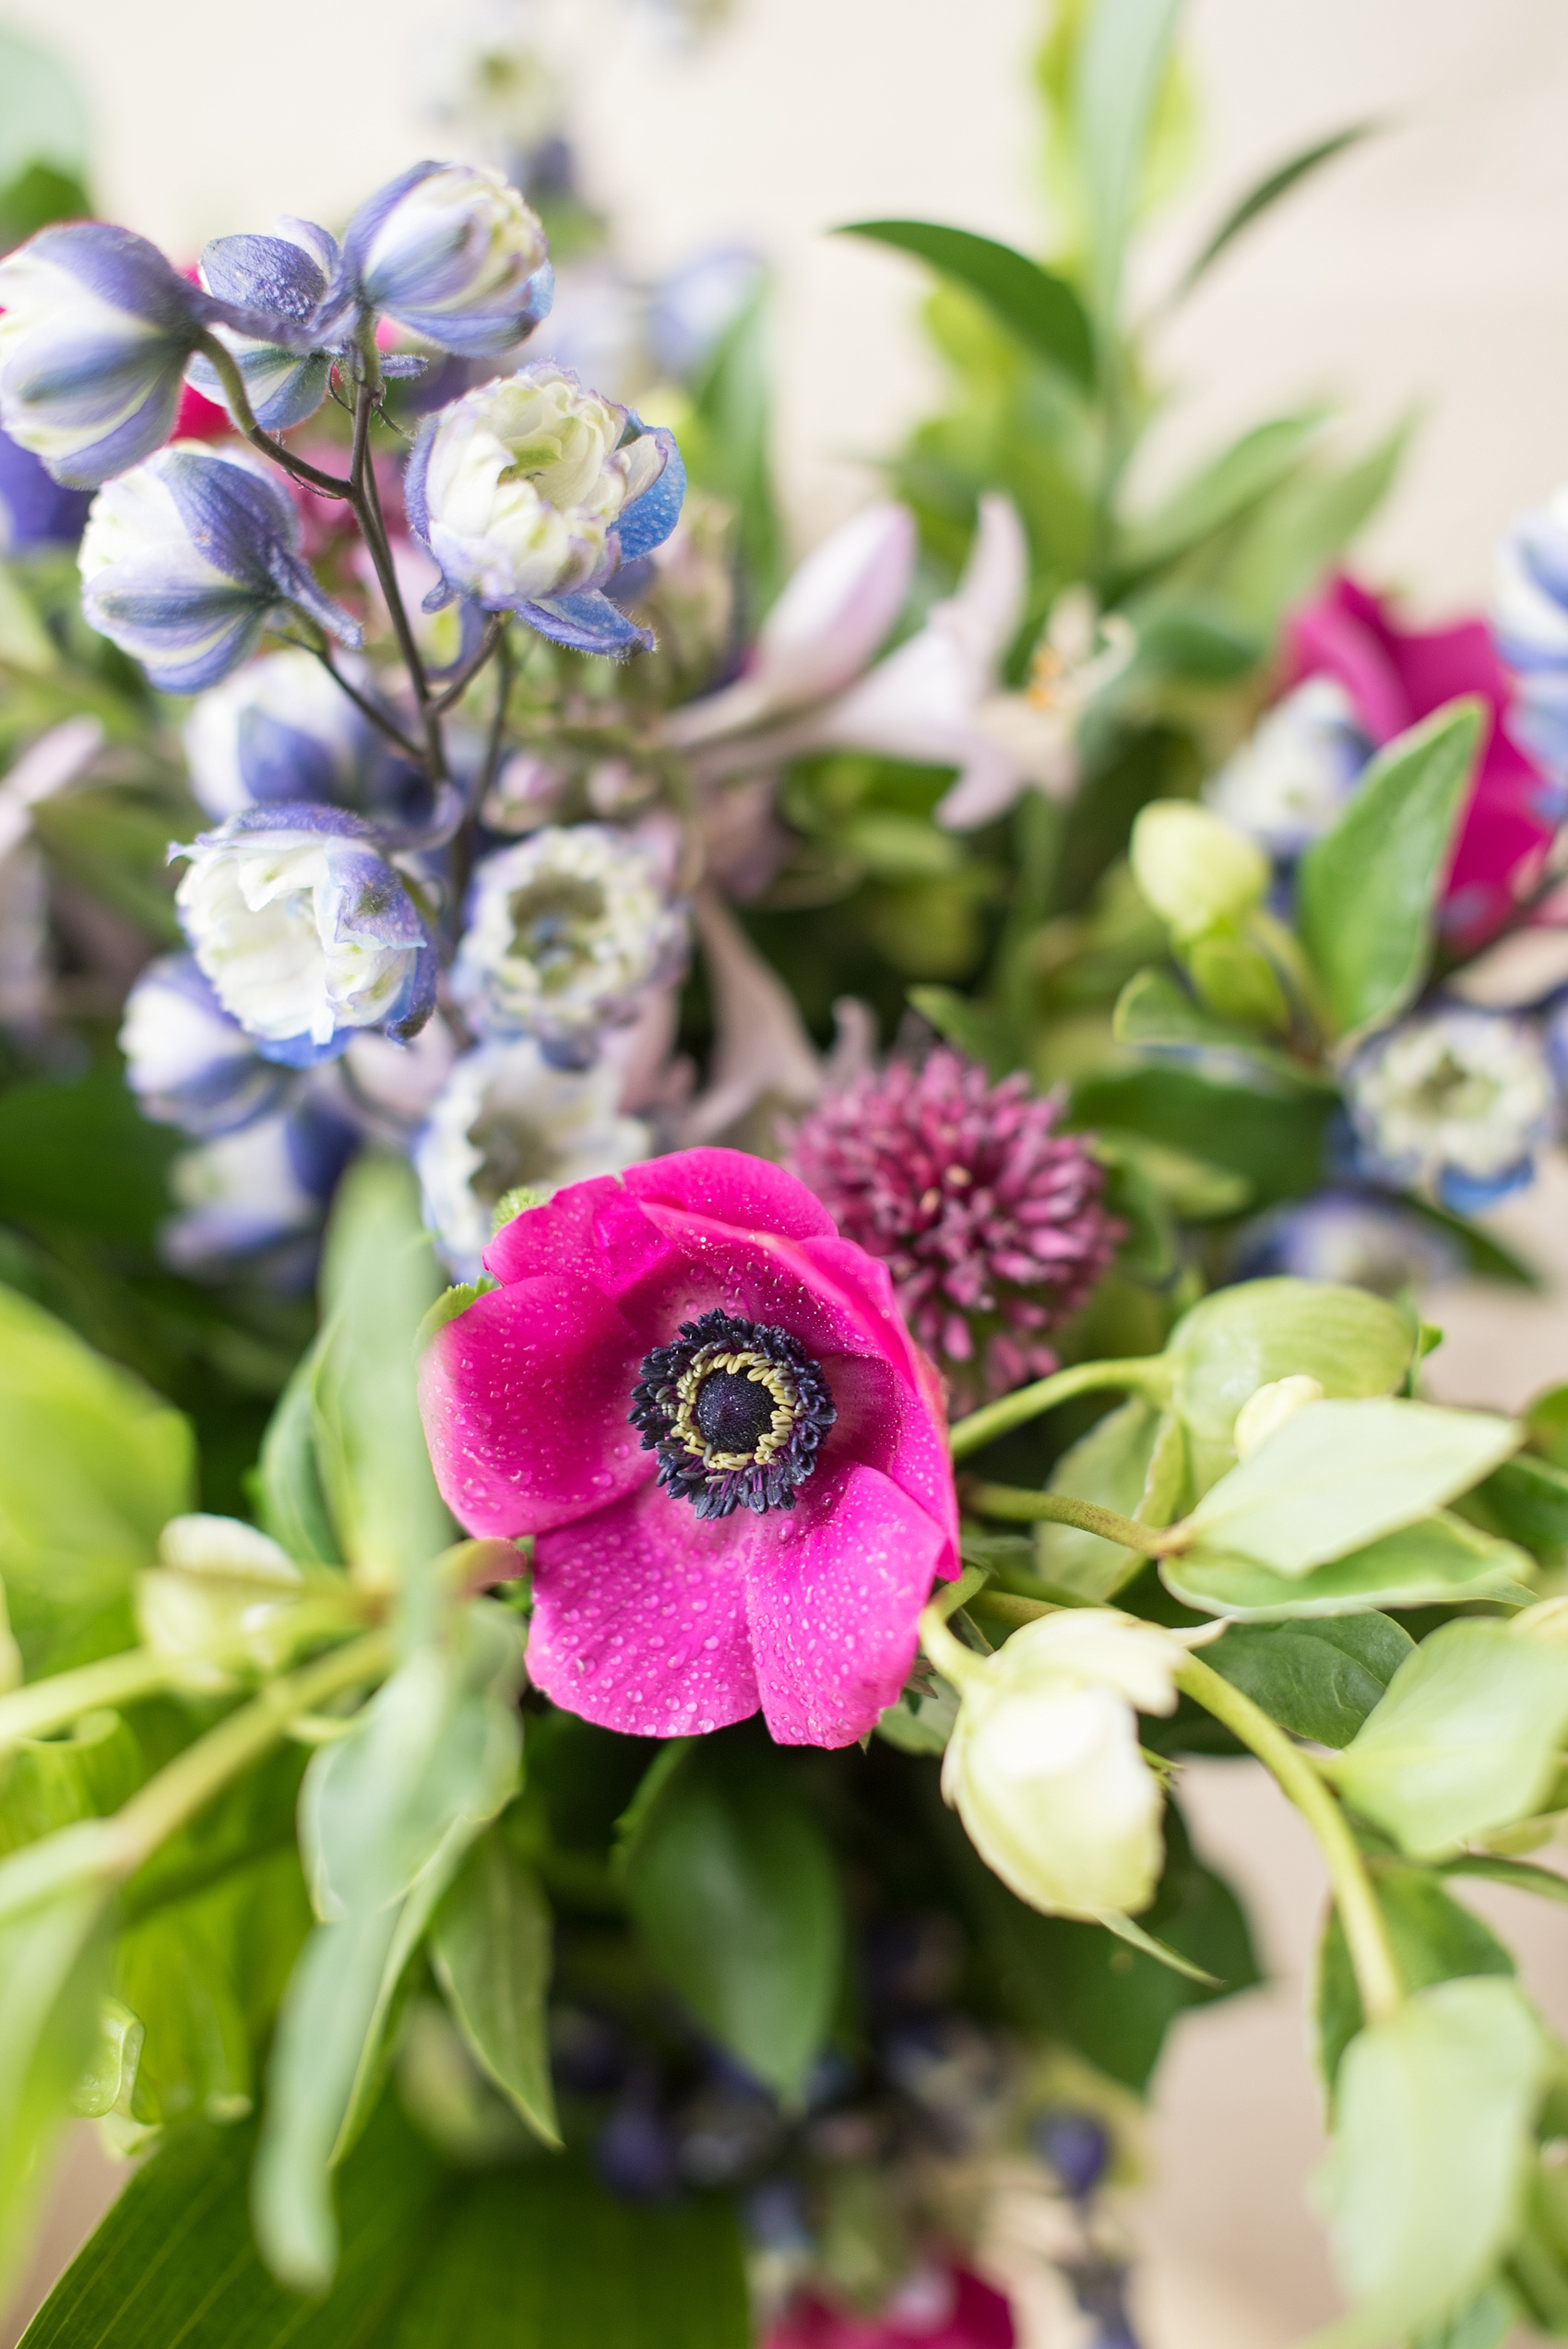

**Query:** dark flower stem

left=193, top=331, right=350, bottom=498
left=309, top=642, right=423, bottom=763
left=965, top=1480, right=1177, bottom=1554
left=430, top=615, right=505, bottom=717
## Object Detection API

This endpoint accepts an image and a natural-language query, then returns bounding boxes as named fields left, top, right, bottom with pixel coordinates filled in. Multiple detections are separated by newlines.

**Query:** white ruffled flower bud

left=1346, top=1005, right=1557, bottom=1214
left=348, top=164, right=551, bottom=356
left=138, top=1513, right=303, bottom=1690
left=451, top=824, right=686, bottom=1064
left=932, top=1609, right=1185, bottom=1921
left=1130, top=801, right=1271, bottom=942
left=410, top=363, right=667, bottom=609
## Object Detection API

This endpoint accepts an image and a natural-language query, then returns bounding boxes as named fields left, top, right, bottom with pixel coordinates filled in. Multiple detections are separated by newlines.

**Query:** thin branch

left=346, top=378, right=445, bottom=783
left=948, top=1356, right=1173, bottom=1463
left=193, top=331, right=351, bottom=499
left=964, top=1480, right=1176, bottom=1554
left=310, top=646, right=423, bottom=764
left=430, top=616, right=505, bottom=718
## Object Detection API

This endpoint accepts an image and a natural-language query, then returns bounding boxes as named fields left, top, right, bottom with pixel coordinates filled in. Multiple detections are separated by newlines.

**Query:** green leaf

left=0, top=29, right=89, bottom=185
left=1180, top=123, right=1381, bottom=292
left=1070, top=1065, right=1335, bottom=1209
left=1297, top=701, right=1483, bottom=1040
left=1111, top=967, right=1326, bottom=1089
left=0, top=1708, right=141, bottom=1856
left=1182, top=1398, right=1518, bottom=1576
left=622, top=1738, right=843, bottom=2099
left=1307, top=1977, right=1544, bottom=2349
left=0, top=160, right=90, bottom=248
left=0, top=1880, right=105, bottom=2283
left=1208, top=1614, right=1413, bottom=1749
left=687, top=282, right=782, bottom=608
left=21, top=2100, right=448, bottom=2349
left=1218, top=420, right=1409, bottom=637
left=1033, top=1395, right=1185, bottom=1600
left=312, top=1156, right=456, bottom=1600
left=1119, top=414, right=1327, bottom=575
left=1164, top=1276, right=1416, bottom=1494
left=253, top=1605, right=524, bottom=2290
left=255, top=1336, right=339, bottom=1567
left=386, top=2161, right=751, bottom=2349
left=1073, top=0, right=1184, bottom=326
left=1329, top=1621, right=1568, bottom=1857
left=413, top=1279, right=497, bottom=1355
left=906, top=984, right=1019, bottom=1079
left=1164, top=1511, right=1533, bottom=1623
left=0, top=1282, right=195, bottom=1675
left=1316, top=1865, right=1513, bottom=2086
left=1468, top=1453, right=1568, bottom=1560
left=431, top=1826, right=560, bottom=2148
left=837, top=219, right=1095, bottom=389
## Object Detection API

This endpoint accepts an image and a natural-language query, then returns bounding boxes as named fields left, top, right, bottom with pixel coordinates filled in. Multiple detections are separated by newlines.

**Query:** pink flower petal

left=483, top=1172, right=625, bottom=1284
left=420, top=1275, right=651, bottom=1537
left=745, top=1459, right=951, bottom=1748
left=529, top=1480, right=759, bottom=1738
left=624, top=1145, right=837, bottom=1241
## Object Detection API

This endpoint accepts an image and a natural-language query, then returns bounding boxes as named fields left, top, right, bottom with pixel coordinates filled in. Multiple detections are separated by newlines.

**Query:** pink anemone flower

left=764, top=2268, right=1016, bottom=2349
left=418, top=1147, right=959, bottom=1748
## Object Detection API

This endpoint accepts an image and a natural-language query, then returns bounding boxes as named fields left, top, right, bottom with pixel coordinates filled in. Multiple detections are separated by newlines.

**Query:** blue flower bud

left=162, top=1094, right=355, bottom=1278
left=119, top=951, right=286, bottom=1136
left=405, top=362, right=683, bottom=655
left=596, top=2094, right=680, bottom=2201
left=1033, top=2108, right=1111, bottom=2201
left=0, top=426, right=90, bottom=548
left=185, top=217, right=339, bottom=433
left=173, top=802, right=437, bottom=1067
left=342, top=162, right=552, bottom=359
left=78, top=444, right=362, bottom=693
left=182, top=647, right=427, bottom=825
left=0, top=222, right=288, bottom=489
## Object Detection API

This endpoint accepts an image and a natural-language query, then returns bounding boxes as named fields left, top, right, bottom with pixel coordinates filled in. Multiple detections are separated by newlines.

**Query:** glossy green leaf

left=1073, top=0, right=1184, bottom=326
left=1308, top=1977, right=1543, bottom=2349
left=1297, top=701, right=1482, bottom=1040
left=386, top=2161, right=751, bottom=2349
left=1208, top=1614, right=1412, bottom=1749
left=1468, top=1453, right=1568, bottom=1560
left=312, top=1156, right=456, bottom=1599
left=1033, top=1395, right=1185, bottom=1599
left=1120, top=414, right=1326, bottom=575
left=1165, top=1511, right=1533, bottom=1623
left=1218, top=420, right=1410, bottom=638
left=0, top=1708, right=141, bottom=1856
left=623, top=1738, right=842, bottom=2099
left=255, top=1335, right=339, bottom=1567
left=431, top=1826, right=559, bottom=2148
left=0, top=1880, right=106, bottom=2283
left=1329, top=1621, right=1568, bottom=1857
left=838, top=219, right=1095, bottom=389
left=686, top=280, right=782, bottom=609
left=1165, top=1276, right=1415, bottom=1494
left=1316, top=1866, right=1513, bottom=2086
left=1180, top=122, right=1381, bottom=292
left=253, top=1605, right=524, bottom=2290
left=1070, top=1066, right=1335, bottom=1210
left=0, top=1282, right=195, bottom=1675
left=1182, top=1398, right=1518, bottom=1576
left=21, top=2101, right=448, bottom=2349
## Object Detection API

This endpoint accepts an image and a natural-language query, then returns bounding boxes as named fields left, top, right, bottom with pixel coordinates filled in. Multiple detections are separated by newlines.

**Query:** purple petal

left=612, top=427, right=684, bottom=564
left=515, top=587, right=652, bottom=657
left=200, top=233, right=328, bottom=322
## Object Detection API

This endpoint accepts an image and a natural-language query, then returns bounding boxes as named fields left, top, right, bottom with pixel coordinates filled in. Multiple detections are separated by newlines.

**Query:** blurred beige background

left=5, top=1, right=1568, bottom=2342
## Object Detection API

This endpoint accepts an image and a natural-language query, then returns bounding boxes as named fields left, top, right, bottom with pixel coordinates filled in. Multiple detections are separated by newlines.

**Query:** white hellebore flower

left=408, top=362, right=667, bottom=611
left=416, top=1038, right=651, bottom=1278
left=452, top=824, right=686, bottom=1064
left=924, top=1606, right=1186, bottom=1921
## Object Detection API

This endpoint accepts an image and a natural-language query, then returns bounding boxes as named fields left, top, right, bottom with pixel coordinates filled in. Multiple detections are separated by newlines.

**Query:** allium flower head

left=789, top=1050, right=1120, bottom=1406
left=418, top=1148, right=959, bottom=1747
left=451, top=823, right=687, bottom=1066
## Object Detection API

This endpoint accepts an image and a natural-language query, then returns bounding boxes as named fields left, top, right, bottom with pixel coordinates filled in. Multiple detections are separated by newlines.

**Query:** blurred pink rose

left=764, top=2267, right=1015, bottom=2349
left=1288, top=574, right=1555, bottom=942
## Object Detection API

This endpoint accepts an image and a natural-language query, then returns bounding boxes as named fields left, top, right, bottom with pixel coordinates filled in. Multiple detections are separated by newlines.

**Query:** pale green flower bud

left=137, top=1512, right=303, bottom=1689
left=933, top=1609, right=1185, bottom=1921
left=1129, top=800, right=1270, bottom=943
left=1233, top=1374, right=1324, bottom=1460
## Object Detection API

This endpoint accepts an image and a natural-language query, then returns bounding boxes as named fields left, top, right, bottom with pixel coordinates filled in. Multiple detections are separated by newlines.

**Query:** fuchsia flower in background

left=764, top=2268, right=1016, bottom=2349
left=1288, top=573, right=1555, bottom=941
left=420, top=1147, right=958, bottom=1748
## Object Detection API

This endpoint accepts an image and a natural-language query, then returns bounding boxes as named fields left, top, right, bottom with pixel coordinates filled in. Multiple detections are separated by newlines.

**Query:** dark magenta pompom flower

left=418, top=1147, right=958, bottom=1748
left=788, top=1050, right=1120, bottom=1409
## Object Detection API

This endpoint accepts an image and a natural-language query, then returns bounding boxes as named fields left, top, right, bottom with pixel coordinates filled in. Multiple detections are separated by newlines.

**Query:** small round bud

left=1129, top=800, right=1270, bottom=942
left=1233, top=1374, right=1324, bottom=1459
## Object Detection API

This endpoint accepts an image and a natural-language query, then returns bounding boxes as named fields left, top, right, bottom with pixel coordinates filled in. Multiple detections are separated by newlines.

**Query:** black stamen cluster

left=629, top=1308, right=836, bottom=1520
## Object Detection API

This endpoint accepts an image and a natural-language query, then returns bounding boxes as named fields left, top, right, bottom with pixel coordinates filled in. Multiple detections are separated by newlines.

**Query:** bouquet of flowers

left=5, top=6, right=1568, bottom=2347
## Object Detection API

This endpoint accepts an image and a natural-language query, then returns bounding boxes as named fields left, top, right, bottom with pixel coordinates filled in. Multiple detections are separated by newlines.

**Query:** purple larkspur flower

left=789, top=1050, right=1121, bottom=1408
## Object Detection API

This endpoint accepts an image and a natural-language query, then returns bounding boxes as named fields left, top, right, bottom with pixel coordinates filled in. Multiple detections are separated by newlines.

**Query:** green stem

left=948, top=1357, right=1170, bottom=1462
left=0, top=1647, right=181, bottom=1755
left=966, top=1480, right=1173, bottom=1553
left=1176, top=1653, right=1403, bottom=2025
left=193, top=332, right=350, bottom=498
left=917, top=1563, right=992, bottom=1686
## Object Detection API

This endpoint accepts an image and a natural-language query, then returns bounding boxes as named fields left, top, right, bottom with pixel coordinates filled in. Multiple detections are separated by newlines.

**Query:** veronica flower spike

left=406, top=362, right=684, bottom=655
left=419, top=1149, right=960, bottom=1747
left=79, top=445, right=361, bottom=694
left=0, top=221, right=309, bottom=489
left=174, top=804, right=436, bottom=1068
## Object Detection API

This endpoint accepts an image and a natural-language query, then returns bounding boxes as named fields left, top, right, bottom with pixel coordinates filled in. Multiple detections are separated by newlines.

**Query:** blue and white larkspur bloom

left=451, top=823, right=687, bottom=1065
left=163, top=1095, right=356, bottom=1276
left=174, top=804, right=437, bottom=1068
left=120, top=952, right=286, bottom=1137
left=0, top=222, right=297, bottom=489
left=182, top=646, right=428, bottom=825
left=1206, top=676, right=1373, bottom=859
left=341, top=162, right=552, bottom=357
left=79, top=445, right=362, bottom=693
left=186, top=217, right=341, bottom=434
left=1346, top=1004, right=1557, bottom=1213
left=1495, top=486, right=1568, bottom=789
left=406, top=362, right=684, bottom=654
left=415, top=1037, right=650, bottom=1278
left=1234, top=1188, right=1461, bottom=1298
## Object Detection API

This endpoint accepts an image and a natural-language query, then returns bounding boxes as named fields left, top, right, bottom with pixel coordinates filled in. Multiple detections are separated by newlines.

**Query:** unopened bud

left=1129, top=801, right=1270, bottom=943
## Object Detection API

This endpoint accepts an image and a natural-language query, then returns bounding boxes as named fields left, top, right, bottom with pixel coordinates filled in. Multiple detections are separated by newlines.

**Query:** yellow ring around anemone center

left=671, top=1347, right=800, bottom=1473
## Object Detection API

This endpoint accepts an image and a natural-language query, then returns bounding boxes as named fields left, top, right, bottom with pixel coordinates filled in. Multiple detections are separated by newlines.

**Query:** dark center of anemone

left=693, top=1367, right=775, bottom=1455
left=628, top=1307, right=837, bottom=1523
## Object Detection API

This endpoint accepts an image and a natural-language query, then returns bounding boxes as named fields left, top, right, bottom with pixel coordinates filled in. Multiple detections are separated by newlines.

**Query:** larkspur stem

left=965, top=1480, right=1176, bottom=1553
left=948, top=1356, right=1172, bottom=1462
left=430, top=616, right=505, bottom=718
left=193, top=332, right=350, bottom=499
left=309, top=645, right=423, bottom=763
